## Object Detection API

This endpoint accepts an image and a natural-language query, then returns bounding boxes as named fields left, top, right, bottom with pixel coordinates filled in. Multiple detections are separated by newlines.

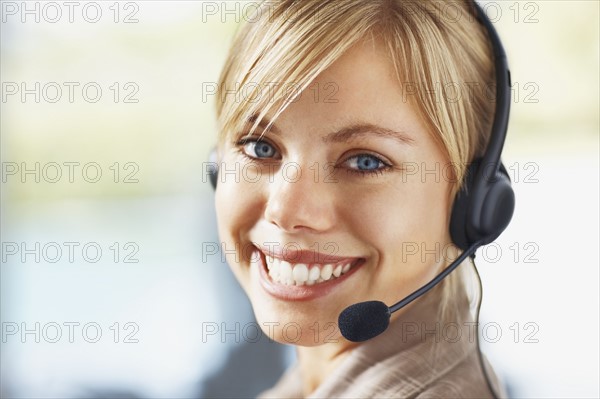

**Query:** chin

left=253, top=309, right=344, bottom=347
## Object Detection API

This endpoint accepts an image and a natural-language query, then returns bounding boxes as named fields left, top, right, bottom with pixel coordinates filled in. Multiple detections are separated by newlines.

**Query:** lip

left=252, top=245, right=366, bottom=301
left=253, top=243, right=361, bottom=265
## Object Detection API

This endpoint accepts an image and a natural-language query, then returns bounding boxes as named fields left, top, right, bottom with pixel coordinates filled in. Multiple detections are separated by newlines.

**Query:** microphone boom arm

left=389, top=241, right=482, bottom=314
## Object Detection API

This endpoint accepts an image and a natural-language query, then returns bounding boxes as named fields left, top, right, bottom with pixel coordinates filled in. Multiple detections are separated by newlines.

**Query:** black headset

left=449, top=2, right=515, bottom=250
left=208, top=1, right=515, bottom=256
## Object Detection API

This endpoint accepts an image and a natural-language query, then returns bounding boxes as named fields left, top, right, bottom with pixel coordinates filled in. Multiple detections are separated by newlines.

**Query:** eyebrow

left=322, top=123, right=415, bottom=145
left=246, top=115, right=415, bottom=145
left=246, top=115, right=280, bottom=136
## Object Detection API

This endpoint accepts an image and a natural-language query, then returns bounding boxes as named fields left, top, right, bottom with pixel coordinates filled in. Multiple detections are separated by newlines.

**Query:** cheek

left=344, top=179, right=451, bottom=247
left=214, top=165, right=265, bottom=280
left=341, top=175, right=453, bottom=290
left=215, top=161, right=262, bottom=234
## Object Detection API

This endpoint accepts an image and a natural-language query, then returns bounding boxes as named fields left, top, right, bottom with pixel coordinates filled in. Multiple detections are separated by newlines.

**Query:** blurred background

left=1, top=1, right=598, bottom=398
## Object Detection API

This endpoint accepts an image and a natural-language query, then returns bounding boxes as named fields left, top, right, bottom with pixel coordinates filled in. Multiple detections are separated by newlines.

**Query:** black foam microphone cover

left=338, top=301, right=390, bottom=342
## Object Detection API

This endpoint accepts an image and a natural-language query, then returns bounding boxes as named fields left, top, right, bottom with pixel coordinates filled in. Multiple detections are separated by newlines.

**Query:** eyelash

left=234, top=137, right=393, bottom=177
left=341, top=151, right=393, bottom=177
left=235, top=137, right=281, bottom=161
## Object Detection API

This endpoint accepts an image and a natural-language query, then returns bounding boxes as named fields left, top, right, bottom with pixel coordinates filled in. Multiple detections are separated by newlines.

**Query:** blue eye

left=346, top=154, right=386, bottom=172
left=241, top=140, right=278, bottom=159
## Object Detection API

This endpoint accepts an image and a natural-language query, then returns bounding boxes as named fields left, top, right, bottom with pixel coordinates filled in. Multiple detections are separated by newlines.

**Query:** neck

left=295, top=342, right=356, bottom=396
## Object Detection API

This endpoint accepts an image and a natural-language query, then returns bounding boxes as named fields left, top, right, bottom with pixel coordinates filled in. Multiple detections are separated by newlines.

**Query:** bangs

left=216, top=0, right=390, bottom=142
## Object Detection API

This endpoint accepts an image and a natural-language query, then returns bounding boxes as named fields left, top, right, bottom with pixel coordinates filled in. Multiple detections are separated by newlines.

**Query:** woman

left=212, top=0, right=509, bottom=397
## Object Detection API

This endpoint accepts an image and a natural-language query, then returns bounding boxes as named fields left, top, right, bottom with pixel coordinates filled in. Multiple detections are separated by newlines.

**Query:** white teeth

left=262, top=252, right=358, bottom=286
left=342, top=263, right=351, bottom=273
left=321, top=264, right=333, bottom=280
left=267, top=257, right=280, bottom=278
left=292, top=264, right=308, bottom=284
left=309, top=266, right=320, bottom=281
left=333, top=264, right=342, bottom=277
left=279, top=261, right=292, bottom=282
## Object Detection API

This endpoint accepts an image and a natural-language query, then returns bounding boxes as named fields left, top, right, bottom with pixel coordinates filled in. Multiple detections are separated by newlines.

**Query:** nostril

left=264, top=197, right=335, bottom=234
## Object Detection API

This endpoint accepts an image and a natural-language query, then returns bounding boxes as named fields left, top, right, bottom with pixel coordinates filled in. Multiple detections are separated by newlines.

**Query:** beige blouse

left=258, top=287, right=507, bottom=398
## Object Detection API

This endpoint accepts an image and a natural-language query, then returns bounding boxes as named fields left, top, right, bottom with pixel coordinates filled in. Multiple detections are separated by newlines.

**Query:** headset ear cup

left=208, top=147, right=219, bottom=190
left=476, top=163, right=515, bottom=245
left=450, top=161, right=515, bottom=249
left=450, top=160, right=480, bottom=250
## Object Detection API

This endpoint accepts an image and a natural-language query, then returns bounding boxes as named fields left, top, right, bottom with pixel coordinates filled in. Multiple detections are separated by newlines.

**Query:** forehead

left=258, top=39, right=427, bottom=143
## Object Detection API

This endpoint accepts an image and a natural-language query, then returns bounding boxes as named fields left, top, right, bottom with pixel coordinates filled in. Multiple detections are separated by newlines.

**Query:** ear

left=208, top=146, right=219, bottom=190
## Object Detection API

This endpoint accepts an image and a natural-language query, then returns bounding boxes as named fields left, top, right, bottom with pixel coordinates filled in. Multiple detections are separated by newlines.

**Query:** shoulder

left=412, top=350, right=507, bottom=399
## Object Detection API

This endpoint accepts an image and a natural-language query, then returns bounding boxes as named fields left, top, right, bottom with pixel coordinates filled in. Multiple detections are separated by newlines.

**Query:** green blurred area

left=1, top=1, right=598, bottom=202
left=1, top=3, right=240, bottom=201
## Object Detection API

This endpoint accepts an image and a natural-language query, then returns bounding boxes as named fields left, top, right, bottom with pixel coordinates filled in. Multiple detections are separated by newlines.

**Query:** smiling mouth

left=254, top=246, right=366, bottom=287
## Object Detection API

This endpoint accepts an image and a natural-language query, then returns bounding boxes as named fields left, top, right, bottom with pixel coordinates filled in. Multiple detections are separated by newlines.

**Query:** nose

left=264, top=162, right=336, bottom=233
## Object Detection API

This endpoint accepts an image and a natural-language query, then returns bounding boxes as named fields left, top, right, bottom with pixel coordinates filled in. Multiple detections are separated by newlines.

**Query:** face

left=215, top=38, right=455, bottom=347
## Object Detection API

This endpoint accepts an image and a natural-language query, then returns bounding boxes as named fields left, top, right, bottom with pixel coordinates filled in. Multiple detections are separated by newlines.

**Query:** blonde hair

left=215, top=0, right=496, bottom=324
